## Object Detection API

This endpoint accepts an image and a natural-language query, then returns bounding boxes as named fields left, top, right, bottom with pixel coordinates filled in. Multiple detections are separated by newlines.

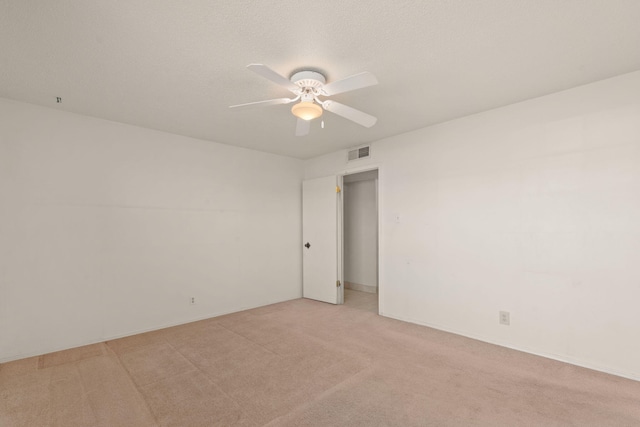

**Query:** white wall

left=305, top=71, right=640, bottom=380
left=0, top=99, right=303, bottom=362
left=344, top=179, right=378, bottom=289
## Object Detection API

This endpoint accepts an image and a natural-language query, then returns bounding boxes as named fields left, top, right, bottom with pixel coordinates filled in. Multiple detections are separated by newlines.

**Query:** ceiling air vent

left=348, top=145, right=371, bottom=162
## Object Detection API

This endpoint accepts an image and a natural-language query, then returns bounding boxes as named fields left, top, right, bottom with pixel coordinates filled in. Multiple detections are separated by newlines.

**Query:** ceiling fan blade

left=295, top=118, right=310, bottom=136
left=247, top=64, right=299, bottom=92
left=323, top=101, right=377, bottom=128
left=322, top=71, right=378, bottom=96
left=229, top=98, right=295, bottom=110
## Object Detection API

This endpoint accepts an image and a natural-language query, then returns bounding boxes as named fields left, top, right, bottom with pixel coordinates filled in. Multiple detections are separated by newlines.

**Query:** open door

left=302, top=175, right=343, bottom=304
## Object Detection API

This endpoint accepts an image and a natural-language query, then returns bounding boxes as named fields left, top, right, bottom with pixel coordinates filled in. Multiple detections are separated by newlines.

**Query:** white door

left=302, top=175, right=343, bottom=304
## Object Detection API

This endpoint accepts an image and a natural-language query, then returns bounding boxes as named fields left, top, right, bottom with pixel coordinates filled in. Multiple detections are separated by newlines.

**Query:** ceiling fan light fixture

left=291, top=101, right=323, bottom=121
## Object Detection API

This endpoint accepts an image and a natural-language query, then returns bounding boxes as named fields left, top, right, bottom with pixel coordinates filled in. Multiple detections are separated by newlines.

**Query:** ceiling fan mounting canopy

left=229, top=64, right=378, bottom=136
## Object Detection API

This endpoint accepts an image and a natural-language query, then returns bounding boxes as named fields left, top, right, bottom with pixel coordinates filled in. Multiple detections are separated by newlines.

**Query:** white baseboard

left=380, top=312, right=640, bottom=383
left=0, top=296, right=301, bottom=364
left=345, top=281, right=377, bottom=294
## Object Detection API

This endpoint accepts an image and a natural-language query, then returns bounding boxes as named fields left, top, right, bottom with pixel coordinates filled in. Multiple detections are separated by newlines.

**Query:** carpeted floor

left=343, top=288, right=378, bottom=313
left=2, top=294, right=640, bottom=426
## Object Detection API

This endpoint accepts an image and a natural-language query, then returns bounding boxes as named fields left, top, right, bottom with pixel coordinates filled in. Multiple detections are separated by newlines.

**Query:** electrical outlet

left=190, top=297, right=196, bottom=305
left=499, top=311, right=510, bottom=325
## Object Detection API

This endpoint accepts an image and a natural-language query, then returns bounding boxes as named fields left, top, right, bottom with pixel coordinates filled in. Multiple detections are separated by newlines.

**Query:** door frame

left=339, top=165, right=381, bottom=314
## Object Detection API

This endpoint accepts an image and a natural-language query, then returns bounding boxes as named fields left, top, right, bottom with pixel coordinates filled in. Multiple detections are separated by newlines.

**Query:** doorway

left=342, top=169, right=378, bottom=313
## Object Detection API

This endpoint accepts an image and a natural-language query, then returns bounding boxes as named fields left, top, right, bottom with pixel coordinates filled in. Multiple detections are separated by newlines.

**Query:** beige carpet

left=2, top=295, right=640, bottom=426
left=344, top=288, right=378, bottom=313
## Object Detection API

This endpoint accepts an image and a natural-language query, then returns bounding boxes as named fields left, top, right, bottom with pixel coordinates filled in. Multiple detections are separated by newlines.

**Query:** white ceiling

left=2, top=1, right=640, bottom=159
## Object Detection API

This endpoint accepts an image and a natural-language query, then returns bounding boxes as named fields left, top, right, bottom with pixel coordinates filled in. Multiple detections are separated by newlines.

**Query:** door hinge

left=336, top=280, right=341, bottom=287
left=336, top=185, right=341, bottom=193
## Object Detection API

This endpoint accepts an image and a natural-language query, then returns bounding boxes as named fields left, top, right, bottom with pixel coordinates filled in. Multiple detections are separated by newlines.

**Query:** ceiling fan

left=229, top=64, right=378, bottom=136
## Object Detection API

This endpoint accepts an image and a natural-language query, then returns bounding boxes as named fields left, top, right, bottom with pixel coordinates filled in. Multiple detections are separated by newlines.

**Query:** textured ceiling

left=2, top=1, right=640, bottom=159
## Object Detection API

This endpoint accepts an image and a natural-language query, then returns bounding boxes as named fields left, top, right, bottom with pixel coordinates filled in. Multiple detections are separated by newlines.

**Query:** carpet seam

left=105, top=342, right=161, bottom=426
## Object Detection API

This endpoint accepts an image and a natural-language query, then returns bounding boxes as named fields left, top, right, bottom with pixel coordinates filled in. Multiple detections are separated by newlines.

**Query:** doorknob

left=304, top=242, right=311, bottom=249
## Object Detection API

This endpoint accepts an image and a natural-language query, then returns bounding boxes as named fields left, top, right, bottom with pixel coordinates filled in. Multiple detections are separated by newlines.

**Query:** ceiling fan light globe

left=291, top=102, right=323, bottom=121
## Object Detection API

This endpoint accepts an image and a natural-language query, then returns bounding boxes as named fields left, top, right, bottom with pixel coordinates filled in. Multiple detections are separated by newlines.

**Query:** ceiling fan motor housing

left=290, top=71, right=326, bottom=90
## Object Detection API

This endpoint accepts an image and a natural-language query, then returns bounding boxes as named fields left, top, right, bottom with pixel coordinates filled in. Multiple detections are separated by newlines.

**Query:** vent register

left=348, top=146, right=370, bottom=161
